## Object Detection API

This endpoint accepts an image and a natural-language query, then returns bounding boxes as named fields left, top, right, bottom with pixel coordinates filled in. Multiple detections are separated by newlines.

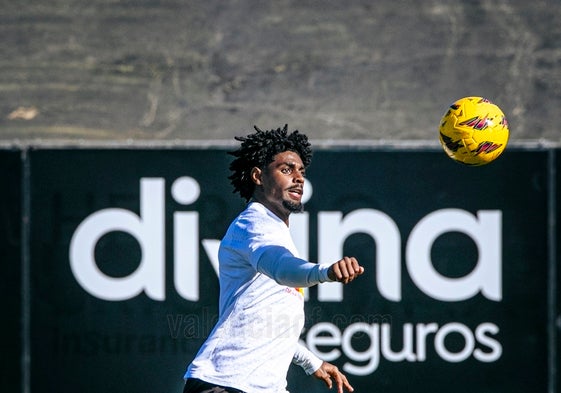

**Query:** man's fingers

left=339, top=259, right=350, bottom=281
left=330, top=366, right=353, bottom=393
left=313, top=361, right=354, bottom=393
left=341, top=377, right=354, bottom=393
left=342, top=257, right=362, bottom=283
left=318, top=369, right=333, bottom=389
left=325, top=375, right=333, bottom=390
left=350, top=257, right=361, bottom=272
left=329, top=257, right=364, bottom=283
left=333, top=371, right=344, bottom=393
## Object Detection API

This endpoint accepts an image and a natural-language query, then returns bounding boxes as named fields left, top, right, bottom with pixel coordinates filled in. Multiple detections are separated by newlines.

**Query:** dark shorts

left=183, top=378, right=246, bottom=393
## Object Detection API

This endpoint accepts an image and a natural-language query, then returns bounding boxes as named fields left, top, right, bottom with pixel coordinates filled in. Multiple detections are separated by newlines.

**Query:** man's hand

left=313, top=361, right=354, bottom=393
left=328, top=256, right=364, bottom=284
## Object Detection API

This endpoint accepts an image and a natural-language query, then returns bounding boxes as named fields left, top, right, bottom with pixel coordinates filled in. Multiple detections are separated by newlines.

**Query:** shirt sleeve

left=253, top=245, right=333, bottom=287
left=238, top=205, right=334, bottom=287
left=292, top=341, right=324, bottom=375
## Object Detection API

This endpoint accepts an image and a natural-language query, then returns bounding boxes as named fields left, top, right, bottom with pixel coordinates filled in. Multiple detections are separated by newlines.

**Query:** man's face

left=252, top=150, right=306, bottom=224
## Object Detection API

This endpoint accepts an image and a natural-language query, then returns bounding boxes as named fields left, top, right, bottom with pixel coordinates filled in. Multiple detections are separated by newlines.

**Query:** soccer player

left=182, top=125, right=364, bottom=393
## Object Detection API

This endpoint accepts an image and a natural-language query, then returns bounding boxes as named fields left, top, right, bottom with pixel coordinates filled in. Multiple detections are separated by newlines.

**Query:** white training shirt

left=184, top=202, right=332, bottom=392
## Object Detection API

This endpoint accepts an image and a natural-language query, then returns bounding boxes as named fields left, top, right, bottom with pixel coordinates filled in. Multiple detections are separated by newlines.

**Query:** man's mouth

left=287, top=187, right=303, bottom=198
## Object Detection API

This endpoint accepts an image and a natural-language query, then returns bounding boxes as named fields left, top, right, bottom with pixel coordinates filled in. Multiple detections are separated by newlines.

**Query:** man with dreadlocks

left=183, top=125, right=364, bottom=393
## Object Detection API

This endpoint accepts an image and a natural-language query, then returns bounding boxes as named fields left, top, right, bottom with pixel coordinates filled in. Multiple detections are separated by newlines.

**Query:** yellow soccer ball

left=439, top=96, right=510, bottom=166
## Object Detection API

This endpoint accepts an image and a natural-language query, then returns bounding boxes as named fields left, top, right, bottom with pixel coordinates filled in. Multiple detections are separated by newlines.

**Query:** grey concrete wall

left=1, top=0, right=560, bottom=143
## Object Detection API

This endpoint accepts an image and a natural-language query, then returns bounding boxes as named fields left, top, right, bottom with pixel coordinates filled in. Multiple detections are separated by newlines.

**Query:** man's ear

left=250, top=167, right=263, bottom=185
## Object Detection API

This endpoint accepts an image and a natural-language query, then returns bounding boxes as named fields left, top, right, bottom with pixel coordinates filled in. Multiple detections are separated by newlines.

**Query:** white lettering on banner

left=172, top=177, right=201, bottom=301
left=69, top=177, right=503, bottom=302
left=70, top=177, right=198, bottom=301
left=317, top=210, right=401, bottom=301
left=406, top=209, right=502, bottom=301
left=304, top=321, right=502, bottom=376
left=69, top=178, right=166, bottom=301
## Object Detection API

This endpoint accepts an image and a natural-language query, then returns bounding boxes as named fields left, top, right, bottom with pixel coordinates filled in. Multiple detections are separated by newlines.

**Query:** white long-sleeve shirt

left=184, top=202, right=332, bottom=392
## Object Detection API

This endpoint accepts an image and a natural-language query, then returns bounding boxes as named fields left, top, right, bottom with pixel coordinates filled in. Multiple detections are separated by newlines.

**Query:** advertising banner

left=28, top=148, right=550, bottom=393
left=0, top=150, right=22, bottom=392
left=557, top=148, right=561, bottom=393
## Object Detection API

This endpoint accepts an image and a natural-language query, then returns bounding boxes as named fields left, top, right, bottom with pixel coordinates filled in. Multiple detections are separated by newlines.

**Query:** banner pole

left=21, top=148, right=31, bottom=393
left=548, top=148, right=557, bottom=393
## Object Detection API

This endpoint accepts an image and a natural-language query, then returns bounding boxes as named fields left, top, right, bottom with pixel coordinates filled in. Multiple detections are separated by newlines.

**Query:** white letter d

left=69, top=178, right=165, bottom=301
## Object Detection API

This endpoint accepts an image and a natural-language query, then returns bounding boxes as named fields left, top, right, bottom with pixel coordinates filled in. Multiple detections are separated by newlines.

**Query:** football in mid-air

left=439, top=96, right=510, bottom=166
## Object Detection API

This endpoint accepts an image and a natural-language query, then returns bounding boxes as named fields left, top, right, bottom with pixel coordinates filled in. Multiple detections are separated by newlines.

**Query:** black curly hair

left=228, top=124, right=312, bottom=201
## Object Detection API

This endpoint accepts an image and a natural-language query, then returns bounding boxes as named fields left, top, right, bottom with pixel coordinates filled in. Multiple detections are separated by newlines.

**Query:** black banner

left=26, top=147, right=551, bottom=393
left=0, top=150, right=22, bottom=392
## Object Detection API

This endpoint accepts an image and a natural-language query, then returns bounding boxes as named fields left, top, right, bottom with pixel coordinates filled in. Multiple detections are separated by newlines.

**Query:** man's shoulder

left=237, top=202, right=269, bottom=221
left=228, top=203, right=281, bottom=235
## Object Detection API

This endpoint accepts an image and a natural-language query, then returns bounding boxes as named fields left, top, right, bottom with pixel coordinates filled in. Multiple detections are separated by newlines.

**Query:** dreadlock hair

left=228, top=124, right=313, bottom=201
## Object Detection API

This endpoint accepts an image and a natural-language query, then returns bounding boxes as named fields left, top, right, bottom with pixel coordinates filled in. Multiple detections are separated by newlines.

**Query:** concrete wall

left=1, top=1, right=560, bottom=143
